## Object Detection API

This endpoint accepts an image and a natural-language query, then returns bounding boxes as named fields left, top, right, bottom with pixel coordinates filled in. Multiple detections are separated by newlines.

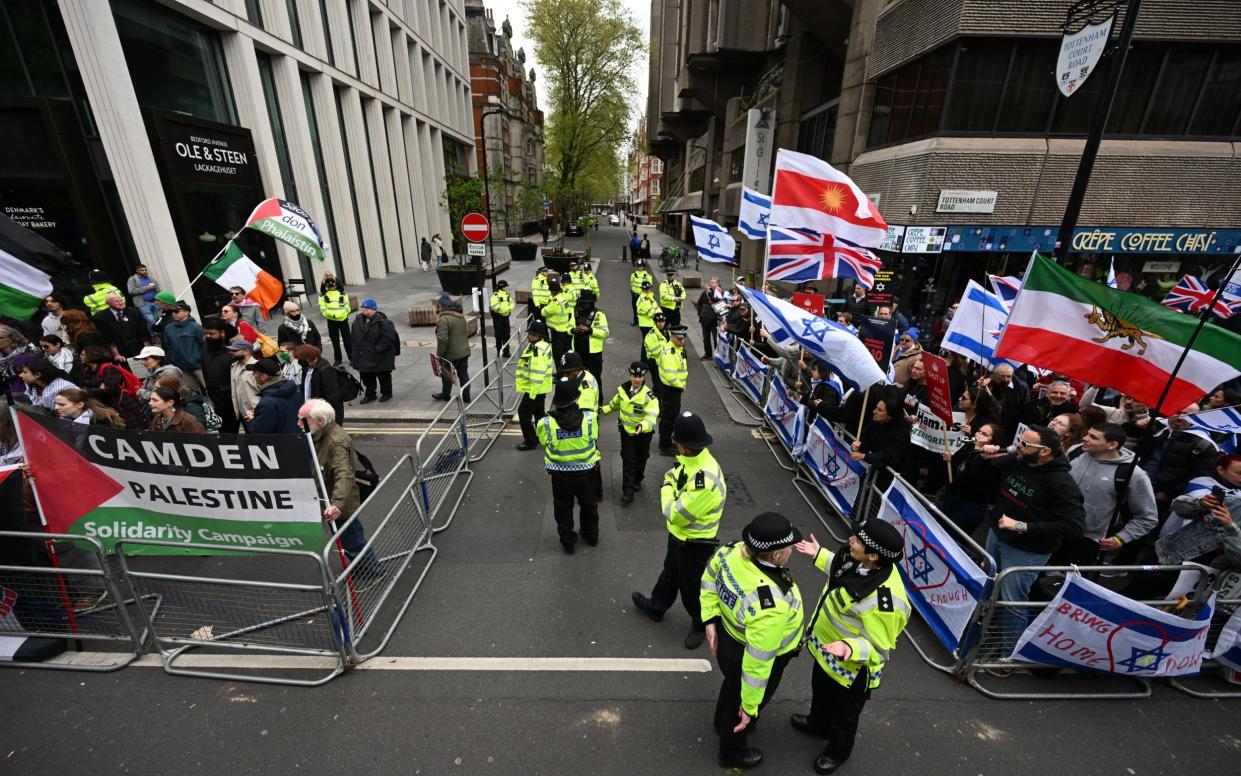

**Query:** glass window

left=0, top=0, right=70, bottom=98
left=332, top=85, right=368, bottom=280
left=285, top=0, right=303, bottom=48
left=300, top=71, right=347, bottom=281
left=1145, top=47, right=1212, bottom=135
left=688, top=165, right=705, bottom=192
left=886, top=64, right=919, bottom=143
left=908, top=48, right=951, bottom=137
left=255, top=52, right=297, bottom=203
left=996, top=41, right=1057, bottom=132
left=112, top=0, right=237, bottom=123
left=944, top=41, right=1010, bottom=132
left=1190, top=49, right=1241, bottom=136
left=867, top=73, right=895, bottom=147
left=245, top=0, right=263, bottom=27
left=1105, top=45, right=1163, bottom=134
left=1049, top=68, right=1103, bottom=134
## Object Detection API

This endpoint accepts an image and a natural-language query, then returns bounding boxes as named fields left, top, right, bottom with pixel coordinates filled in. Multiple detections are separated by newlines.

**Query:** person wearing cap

left=317, top=274, right=353, bottom=366
left=539, top=275, right=576, bottom=363
left=244, top=358, right=302, bottom=433
left=135, top=345, right=181, bottom=403
left=568, top=261, right=585, bottom=290
left=91, top=292, right=151, bottom=359
left=601, top=361, right=660, bottom=503
left=489, top=280, right=515, bottom=358
left=579, top=262, right=600, bottom=298
left=162, top=301, right=207, bottom=391
left=151, top=290, right=179, bottom=339
left=656, top=326, right=690, bottom=455
left=659, top=269, right=686, bottom=328
left=572, top=289, right=608, bottom=387
left=350, top=298, right=399, bottom=404
left=629, top=260, right=653, bottom=325
left=126, top=264, right=161, bottom=328
left=432, top=293, right=471, bottom=403
left=227, top=339, right=261, bottom=423
left=557, top=351, right=599, bottom=412
left=82, top=269, right=123, bottom=315
left=791, top=523, right=910, bottom=774
left=277, top=300, right=322, bottom=349
left=891, top=327, right=924, bottom=389
left=558, top=271, right=578, bottom=304
left=515, top=321, right=555, bottom=451
left=529, top=267, right=552, bottom=320
left=700, top=512, right=806, bottom=770
left=632, top=411, right=726, bottom=647
left=535, top=375, right=601, bottom=553
left=201, top=316, right=239, bottom=432
left=636, top=280, right=660, bottom=346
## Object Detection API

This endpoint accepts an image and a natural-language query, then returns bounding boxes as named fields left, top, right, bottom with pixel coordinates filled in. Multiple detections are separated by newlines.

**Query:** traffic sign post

left=467, top=243, right=487, bottom=257
left=461, top=212, right=490, bottom=243
left=461, top=211, right=491, bottom=389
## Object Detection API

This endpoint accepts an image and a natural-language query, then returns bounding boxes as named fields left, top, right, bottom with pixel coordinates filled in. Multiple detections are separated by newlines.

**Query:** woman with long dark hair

left=147, top=385, right=206, bottom=433
left=78, top=346, right=144, bottom=429
left=940, top=421, right=1005, bottom=537
left=16, top=358, right=76, bottom=410
left=54, top=386, right=123, bottom=428
left=221, top=304, right=259, bottom=344
left=851, top=396, right=910, bottom=489
left=60, top=309, right=101, bottom=353
left=958, top=384, right=1002, bottom=436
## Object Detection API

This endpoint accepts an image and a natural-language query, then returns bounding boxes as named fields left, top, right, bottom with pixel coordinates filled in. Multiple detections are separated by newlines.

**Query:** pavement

left=4, top=228, right=1240, bottom=775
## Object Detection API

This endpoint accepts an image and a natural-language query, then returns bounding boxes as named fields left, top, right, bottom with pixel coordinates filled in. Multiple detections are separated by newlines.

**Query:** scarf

left=284, top=313, right=311, bottom=339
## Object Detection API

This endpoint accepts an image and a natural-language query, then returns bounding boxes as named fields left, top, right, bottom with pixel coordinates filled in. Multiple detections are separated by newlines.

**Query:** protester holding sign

left=940, top=421, right=1005, bottom=537
left=851, top=397, right=909, bottom=490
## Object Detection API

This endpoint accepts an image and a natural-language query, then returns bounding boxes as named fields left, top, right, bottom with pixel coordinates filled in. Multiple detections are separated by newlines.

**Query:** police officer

left=629, top=260, right=653, bottom=325
left=659, top=269, right=686, bottom=328
left=580, top=262, right=600, bottom=298
left=535, top=376, right=601, bottom=554
left=529, top=267, right=552, bottom=321
left=657, top=325, right=689, bottom=456
left=573, top=289, right=608, bottom=387
left=490, top=279, right=515, bottom=357
left=791, top=522, right=910, bottom=775
left=515, top=321, right=554, bottom=451
left=318, top=275, right=353, bottom=365
left=643, top=312, right=668, bottom=394
left=83, top=269, right=123, bottom=315
left=601, top=361, right=660, bottom=504
left=557, top=351, right=599, bottom=411
left=632, top=411, right=726, bottom=648
left=541, top=275, right=576, bottom=363
left=636, top=280, right=660, bottom=347
left=569, top=260, right=586, bottom=290
left=701, top=512, right=806, bottom=770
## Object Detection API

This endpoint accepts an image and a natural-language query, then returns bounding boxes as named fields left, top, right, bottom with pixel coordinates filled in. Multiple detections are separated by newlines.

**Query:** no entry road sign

left=462, top=213, right=489, bottom=243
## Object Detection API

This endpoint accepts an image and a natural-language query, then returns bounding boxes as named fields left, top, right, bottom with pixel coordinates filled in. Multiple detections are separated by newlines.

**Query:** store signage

left=741, top=108, right=776, bottom=194
left=154, top=113, right=260, bottom=186
left=1141, top=261, right=1182, bottom=273
left=1071, top=227, right=1239, bottom=254
left=879, top=225, right=905, bottom=252
left=936, top=189, right=997, bottom=214
left=902, top=226, right=946, bottom=254
left=2, top=206, right=56, bottom=230
left=1056, top=15, right=1114, bottom=97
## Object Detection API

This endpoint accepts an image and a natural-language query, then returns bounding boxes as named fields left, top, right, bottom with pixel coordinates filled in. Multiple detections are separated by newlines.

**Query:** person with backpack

left=79, top=345, right=145, bottom=429
left=294, top=344, right=354, bottom=425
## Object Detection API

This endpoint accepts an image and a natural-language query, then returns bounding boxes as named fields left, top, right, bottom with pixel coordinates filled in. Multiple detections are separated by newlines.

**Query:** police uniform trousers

left=664, top=308, right=681, bottom=329
left=518, top=393, right=547, bottom=446
left=326, top=319, right=352, bottom=364
left=630, top=292, right=640, bottom=324
left=637, top=327, right=651, bottom=361
left=491, top=313, right=512, bottom=357
left=573, top=333, right=604, bottom=389
left=648, top=534, right=716, bottom=626
left=527, top=298, right=544, bottom=322
left=551, top=330, right=572, bottom=364
left=619, top=429, right=653, bottom=495
left=550, top=468, right=599, bottom=548
left=803, top=662, right=871, bottom=763
left=658, top=385, right=683, bottom=450
left=714, top=629, right=794, bottom=760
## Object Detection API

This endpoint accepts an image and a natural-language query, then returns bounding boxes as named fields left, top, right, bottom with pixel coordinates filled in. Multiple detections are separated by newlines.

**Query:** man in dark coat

left=245, top=358, right=302, bottom=433
left=350, top=297, right=399, bottom=404
left=92, top=292, right=151, bottom=358
left=201, top=315, right=238, bottom=433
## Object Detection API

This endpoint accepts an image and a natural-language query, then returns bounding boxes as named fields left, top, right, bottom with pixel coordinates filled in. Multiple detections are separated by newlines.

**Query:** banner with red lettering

left=1010, top=573, right=1213, bottom=676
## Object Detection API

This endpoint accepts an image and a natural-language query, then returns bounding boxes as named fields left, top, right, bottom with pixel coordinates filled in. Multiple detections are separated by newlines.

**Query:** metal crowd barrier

left=0, top=531, right=154, bottom=672
left=116, top=541, right=346, bottom=686
left=715, top=337, right=765, bottom=425
left=1169, top=589, right=1241, bottom=698
left=461, top=325, right=525, bottom=463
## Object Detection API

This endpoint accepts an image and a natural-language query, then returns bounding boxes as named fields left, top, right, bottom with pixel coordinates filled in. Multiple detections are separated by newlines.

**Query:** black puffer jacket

left=1138, top=429, right=1218, bottom=497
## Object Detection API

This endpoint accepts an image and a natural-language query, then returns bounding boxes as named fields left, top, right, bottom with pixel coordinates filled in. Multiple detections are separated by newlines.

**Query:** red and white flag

left=769, top=149, right=888, bottom=248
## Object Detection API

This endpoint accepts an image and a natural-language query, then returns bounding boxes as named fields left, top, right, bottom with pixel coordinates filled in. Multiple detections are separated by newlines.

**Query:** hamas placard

left=16, top=409, right=323, bottom=556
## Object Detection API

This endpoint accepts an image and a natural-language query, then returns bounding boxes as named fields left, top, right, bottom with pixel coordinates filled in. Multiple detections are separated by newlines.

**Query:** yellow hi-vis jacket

left=515, top=340, right=553, bottom=397
left=576, top=370, right=600, bottom=411
left=629, top=269, right=653, bottom=295
left=661, top=448, right=725, bottom=540
left=701, top=542, right=805, bottom=717
left=531, top=274, right=551, bottom=307
left=636, top=292, right=660, bottom=328
left=657, top=341, right=688, bottom=389
left=541, top=292, right=576, bottom=333
left=536, top=411, right=600, bottom=472
left=601, top=382, right=659, bottom=435
left=490, top=289, right=514, bottom=316
left=644, top=327, right=667, bottom=362
left=83, top=282, right=123, bottom=314
left=318, top=289, right=351, bottom=321
left=659, top=280, right=685, bottom=311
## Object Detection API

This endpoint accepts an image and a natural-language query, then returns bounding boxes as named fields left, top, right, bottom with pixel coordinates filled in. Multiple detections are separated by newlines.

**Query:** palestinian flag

left=202, top=242, right=284, bottom=317
left=996, top=255, right=1241, bottom=414
left=0, top=213, right=73, bottom=319
left=243, top=197, right=328, bottom=261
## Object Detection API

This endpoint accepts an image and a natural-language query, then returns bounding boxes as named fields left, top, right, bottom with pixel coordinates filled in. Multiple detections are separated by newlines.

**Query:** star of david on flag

left=690, top=214, right=737, bottom=264
left=738, top=186, right=772, bottom=240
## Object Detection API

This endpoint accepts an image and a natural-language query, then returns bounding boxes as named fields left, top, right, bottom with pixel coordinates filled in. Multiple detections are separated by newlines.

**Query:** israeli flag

left=941, top=280, right=1015, bottom=369
left=739, top=285, right=886, bottom=391
left=690, top=215, right=737, bottom=264
left=738, top=186, right=771, bottom=240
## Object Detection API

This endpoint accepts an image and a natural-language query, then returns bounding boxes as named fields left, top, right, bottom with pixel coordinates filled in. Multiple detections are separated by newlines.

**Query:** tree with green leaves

left=523, top=0, right=642, bottom=228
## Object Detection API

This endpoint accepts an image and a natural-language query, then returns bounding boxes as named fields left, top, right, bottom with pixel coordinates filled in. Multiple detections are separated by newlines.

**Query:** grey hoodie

left=1067, top=445, right=1158, bottom=543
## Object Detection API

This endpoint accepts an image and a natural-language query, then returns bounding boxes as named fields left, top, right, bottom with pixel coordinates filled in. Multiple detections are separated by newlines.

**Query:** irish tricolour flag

left=203, top=243, right=284, bottom=316
left=244, top=197, right=328, bottom=261
left=996, top=255, right=1241, bottom=414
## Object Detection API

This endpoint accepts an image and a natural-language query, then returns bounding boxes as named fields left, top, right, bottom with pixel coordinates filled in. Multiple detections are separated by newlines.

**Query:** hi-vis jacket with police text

left=701, top=542, right=804, bottom=717
left=515, top=340, right=554, bottom=397
left=601, top=383, right=659, bottom=435
left=661, top=448, right=725, bottom=540
left=536, top=411, right=600, bottom=472
left=806, top=547, right=910, bottom=690
left=657, top=342, right=688, bottom=389
left=490, top=289, right=514, bottom=316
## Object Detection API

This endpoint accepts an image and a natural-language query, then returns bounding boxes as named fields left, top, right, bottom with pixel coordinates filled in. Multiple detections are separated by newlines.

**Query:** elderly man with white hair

left=91, top=292, right=152, bottom=359
left=298, top=399, right=384, bottom=586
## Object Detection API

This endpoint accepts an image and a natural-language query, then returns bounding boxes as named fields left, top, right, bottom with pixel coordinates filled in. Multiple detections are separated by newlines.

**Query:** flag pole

left=175, top=240, right=233, bottom=300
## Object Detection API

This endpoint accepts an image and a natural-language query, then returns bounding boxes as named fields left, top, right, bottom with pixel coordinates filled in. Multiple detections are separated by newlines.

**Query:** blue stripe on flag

left=944, top=331, right=999, bottom=363
left=966, top=287, right=1010, bottom=315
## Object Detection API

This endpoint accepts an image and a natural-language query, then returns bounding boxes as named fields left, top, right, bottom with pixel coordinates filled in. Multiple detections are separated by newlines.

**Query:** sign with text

left=909, top=402, right=968, bottom=454
left=921, top=353, right=955, bottom=425
left=802, top=417, right=867, bottom=518
left=1142, top=260, right=1182, bottom=273
left=856, top=315, right=896, bottom=370
left=936, top=189, right=997, bottom=214
left=151, top=111, right=259, bottom=186
left=466, top=242, right=487, bottom=256
left=731, top=342, right=768, bottom=405
left=790, top=291, right=824, bottom=317
left=764, top=374, right=806, bottom=452
left=902, top=226, right=946, bottom=254
left=17, top=409, right=323, bottom=556
left=1056, top=16, right=1114, bottom=97
left=879, top=225, right=905, bottom=253
left=867, top=269, right=895, bottom=307
left=741, top=108, right=777, bottom=194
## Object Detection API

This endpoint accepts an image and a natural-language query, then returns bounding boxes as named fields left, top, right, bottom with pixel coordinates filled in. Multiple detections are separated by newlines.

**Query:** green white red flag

left=243, top=197, right=328, bottom=262
left=995, top=255, right=1241, bottom=414
left=202, top=243, right=284, bottom=317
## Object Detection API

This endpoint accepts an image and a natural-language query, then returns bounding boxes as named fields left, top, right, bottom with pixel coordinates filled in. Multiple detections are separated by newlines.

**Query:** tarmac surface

left=3, top=224, right=1239, bottom=775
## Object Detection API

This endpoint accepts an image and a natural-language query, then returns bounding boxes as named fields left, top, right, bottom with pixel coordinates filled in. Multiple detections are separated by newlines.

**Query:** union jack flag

left=764, top=227, right=882, bottom=288
left=1162, top=274, right=1240, bottom=319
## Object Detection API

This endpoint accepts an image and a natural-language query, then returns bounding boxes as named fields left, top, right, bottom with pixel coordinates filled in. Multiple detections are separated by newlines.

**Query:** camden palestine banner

left=16, top=409, right=323, bottom=556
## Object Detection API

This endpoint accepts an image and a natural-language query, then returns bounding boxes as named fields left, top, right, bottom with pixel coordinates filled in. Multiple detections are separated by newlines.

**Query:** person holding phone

left=1156, top=453, right=1241, bottom=570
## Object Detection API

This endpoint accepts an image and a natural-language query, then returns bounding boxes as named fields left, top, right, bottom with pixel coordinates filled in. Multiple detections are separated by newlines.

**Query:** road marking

left=43, top=653, right=713, bottom=673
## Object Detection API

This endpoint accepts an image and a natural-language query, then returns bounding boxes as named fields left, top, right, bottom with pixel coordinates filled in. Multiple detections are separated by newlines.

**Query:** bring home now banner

left=732, top=342, right=768, bottom=405
left=16, top=409, right=324, bottom=556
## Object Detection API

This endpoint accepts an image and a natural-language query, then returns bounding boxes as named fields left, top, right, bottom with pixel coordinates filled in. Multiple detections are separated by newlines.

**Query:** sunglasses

left=1018, top=439, right=1048, bottom=450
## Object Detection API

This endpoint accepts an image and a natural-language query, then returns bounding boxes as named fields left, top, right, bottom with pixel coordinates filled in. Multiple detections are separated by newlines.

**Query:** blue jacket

left=248, top=378, right=303, bottom=434
left=163, top=317, right=204, bottom=372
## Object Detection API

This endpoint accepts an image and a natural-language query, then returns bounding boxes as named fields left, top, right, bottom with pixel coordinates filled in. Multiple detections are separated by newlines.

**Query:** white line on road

left=43, top=653, right=714, bottom=673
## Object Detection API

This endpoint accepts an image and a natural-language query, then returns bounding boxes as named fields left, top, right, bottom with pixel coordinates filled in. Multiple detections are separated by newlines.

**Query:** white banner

left=909, top=402, right=967, bottom=454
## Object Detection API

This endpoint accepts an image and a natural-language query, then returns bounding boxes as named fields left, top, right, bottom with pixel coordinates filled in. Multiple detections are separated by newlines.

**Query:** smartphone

left=1212, top=485, right=1227, bottom=502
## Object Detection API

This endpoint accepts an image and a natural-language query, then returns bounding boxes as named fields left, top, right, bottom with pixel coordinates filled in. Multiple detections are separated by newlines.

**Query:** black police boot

left=815, top=753, right=844, bottom=774
left=683, top=629, right=705, bottom=650
left=718, top=748, right=763, bottom=769
left=620, top=491, right=634, bottom=504
left=631, top=592, right=663, bottom=622
left=790, top=714, right=829, bottom=738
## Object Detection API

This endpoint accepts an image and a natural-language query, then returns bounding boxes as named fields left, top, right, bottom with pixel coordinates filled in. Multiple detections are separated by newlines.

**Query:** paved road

left=3, top=241, right=1238, bottom=775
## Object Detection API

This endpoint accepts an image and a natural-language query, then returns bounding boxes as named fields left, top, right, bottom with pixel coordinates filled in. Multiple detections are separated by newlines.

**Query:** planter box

left=514, top=288, right=532, bottom=303
left=542, top=254, right=573, bottom=275
left=508, top=242, right=538, bottom=261
left=408, top=304, right=436, bottom=326
left=683, top=274, right=702, bottom=289
left=483, top=258, right=511, bottom=278
left=436, top=266, right=484, bottom=294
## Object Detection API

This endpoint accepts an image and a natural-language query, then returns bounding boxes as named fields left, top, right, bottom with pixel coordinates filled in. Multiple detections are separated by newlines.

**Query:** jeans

left=440, top=357, right=471, bottom=401
left=334, top=516, right=384, bottom=577
left=137, top=302, right=159, bottom=330
left=985, top=530, right=1051, bottom=655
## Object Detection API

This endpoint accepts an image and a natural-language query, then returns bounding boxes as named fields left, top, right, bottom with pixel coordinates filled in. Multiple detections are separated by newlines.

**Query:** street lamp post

left=478, top=104, right=513, bottom=385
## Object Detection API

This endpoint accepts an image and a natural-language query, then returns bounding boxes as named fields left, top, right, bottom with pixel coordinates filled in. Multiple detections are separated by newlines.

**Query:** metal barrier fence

left=0, top=532, right=153, bottom=672
left=461, top=326, right=524, bottom=463
left=1170, top=586, right=1241, bottom=698
left=117, top=541, right=347, bottom=686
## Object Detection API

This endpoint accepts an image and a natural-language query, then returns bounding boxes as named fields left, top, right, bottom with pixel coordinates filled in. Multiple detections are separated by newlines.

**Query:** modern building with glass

left=1, top=0, right=475, bottom=309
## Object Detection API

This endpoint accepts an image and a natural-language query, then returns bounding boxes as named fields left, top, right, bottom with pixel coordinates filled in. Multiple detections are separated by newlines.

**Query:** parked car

left=566, top=221, right=584, bottom=237
left=608, top=214, right=620, bottom=226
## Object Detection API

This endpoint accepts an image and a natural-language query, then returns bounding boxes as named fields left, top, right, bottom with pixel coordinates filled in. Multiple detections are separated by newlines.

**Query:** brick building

left=465, top=0, right=545, bottom=239
left=629, top=113, right=663, bottom=224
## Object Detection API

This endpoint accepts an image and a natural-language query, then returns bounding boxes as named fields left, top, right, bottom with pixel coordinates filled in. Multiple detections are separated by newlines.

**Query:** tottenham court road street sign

left=461, top=212, right=490, bottom=243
